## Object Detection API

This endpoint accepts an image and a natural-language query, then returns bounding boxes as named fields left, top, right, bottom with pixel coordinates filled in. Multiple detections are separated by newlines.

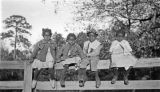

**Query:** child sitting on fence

left=56, top=33, right=86, bottom=87
left=109, top=30, right=137, bottom=85
left=79, top=29, right=102, bottom=88
left=29, top=28, right=56, bottom=89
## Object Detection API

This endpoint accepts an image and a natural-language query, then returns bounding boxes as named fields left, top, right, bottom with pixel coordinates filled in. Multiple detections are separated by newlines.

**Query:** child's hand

left=29, top=58, right=34, bottom=64
left=109, top=59, right=112, bottom=69
left=56, top=59, right=61, bottom=63
left=109, top=63, right=112, bottom=69
left=108, top=52, right=112, bottom=59
left=87, top=54, right=91, bottom=57
left=57, top=59, right=64, bottom=63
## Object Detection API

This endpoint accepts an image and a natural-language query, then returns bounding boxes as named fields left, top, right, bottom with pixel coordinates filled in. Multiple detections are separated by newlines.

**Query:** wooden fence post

left=24, top=61, right=32, bottom=92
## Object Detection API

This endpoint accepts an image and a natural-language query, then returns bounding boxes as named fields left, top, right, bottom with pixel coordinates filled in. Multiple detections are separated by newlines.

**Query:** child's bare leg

left=95, top=70, right=101, bottom=88
left=49, top=68, right=55, bottom=80
left=111, top=67, right=119, bottom=84
left=123, top=67, right=131, bottom=85
left=78, top=68, right=87, bottom=87
left=60, top=64, right=68, bottom=87
left=90, top=57, right=101, bottom=88
left=78, top=58, right=89, bottom=87
left=48, top=68, right=56, bottom=88
left=32, top=68, right=42, bottom=88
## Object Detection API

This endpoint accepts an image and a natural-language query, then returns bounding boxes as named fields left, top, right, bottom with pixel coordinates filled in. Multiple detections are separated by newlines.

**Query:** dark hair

left=66, top=33, right=76, bottom=41
left=87, top=29, right=98, bottom=37
left=42, top=28, right=52, bottom=37
left=116, top=30, right=125, bottom=37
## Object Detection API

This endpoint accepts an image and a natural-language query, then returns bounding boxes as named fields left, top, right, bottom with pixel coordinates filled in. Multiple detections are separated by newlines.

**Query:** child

left=29, top=28, right=56, bottom=89
left=56, top=33, right=86, bottom=87
left=79, top=29, right=102, bottom=88
left=109, top=31, right=137, bottom=85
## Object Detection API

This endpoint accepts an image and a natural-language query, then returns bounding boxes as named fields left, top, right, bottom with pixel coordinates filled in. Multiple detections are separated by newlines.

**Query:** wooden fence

left=0, top=58, right=160, bottom=92
left=0, top=61, right=32, bottom=92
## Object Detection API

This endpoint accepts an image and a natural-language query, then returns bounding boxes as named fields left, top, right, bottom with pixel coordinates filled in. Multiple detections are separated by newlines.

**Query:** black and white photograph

left=0, top=0, right=160, bottom=92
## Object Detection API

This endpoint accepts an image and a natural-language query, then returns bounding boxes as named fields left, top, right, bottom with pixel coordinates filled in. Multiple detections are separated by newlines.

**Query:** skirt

left=62, top=57, right=81, bottom=66
left=32, top=59, right=54, bottom=70
left=32, top=48, right=54, bottom=70
left=111, top=53, right=137, bottom=70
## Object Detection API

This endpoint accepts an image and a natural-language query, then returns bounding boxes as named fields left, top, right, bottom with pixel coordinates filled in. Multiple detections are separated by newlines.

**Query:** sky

left=1, top=0, right=112, bottom=51
left=1, top=0, right=77, bottom=44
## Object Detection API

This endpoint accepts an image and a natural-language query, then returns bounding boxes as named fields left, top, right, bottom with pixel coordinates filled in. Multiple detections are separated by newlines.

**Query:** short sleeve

left=83, top=41, right=89, bottom=54
left=30, top=41, right=41, bottom=59
left=109, top=40, right=117, bottom=52
left=123, top=40, right=132, bottom=52
left=50, top=40, right=56, bottom=47
left=76, top=44, right=86, bottom=59
left=56, top=45, right=64, bottom=59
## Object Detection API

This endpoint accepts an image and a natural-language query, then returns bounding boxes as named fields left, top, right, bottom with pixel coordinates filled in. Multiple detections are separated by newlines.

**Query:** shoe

left=124, top=77, right=129, bottom=85
left=61, top=84, right=65, bottom=88
left=96, top=81, right=101, bottom=88
left=111, top=76, right=117, bottom=84
left=79, top=80, right=85, bottom=87
left=123, top=68, right=130, bottom=85
left=32, top=80, right=37, bottom=88
left=95, top=78, right=101, bottom=88
left=49, top=80, right=55, bottom=89
left=111, top=68, right=118, bottom=84
left=60, top=80, right=65, bottom=87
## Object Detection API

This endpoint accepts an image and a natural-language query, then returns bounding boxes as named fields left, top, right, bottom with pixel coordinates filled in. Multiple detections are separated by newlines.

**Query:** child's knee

left=48, top=62, right=54, bottom=68
left=80, top=61, right=88, bottom=69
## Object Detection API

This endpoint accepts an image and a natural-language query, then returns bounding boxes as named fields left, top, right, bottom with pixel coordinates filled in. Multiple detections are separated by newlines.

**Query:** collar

left=41, top=39, right=54, bottom=44
left=89, top=39, right=98, bottom=44
left=67, top=42, right=77, bottom=47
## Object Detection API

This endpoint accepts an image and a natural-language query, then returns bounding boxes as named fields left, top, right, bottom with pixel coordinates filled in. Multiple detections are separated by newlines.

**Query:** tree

left=76, top=32, right=88, bottom=48
left=76, top=0, right=160, bottom=28
left=2, top=15, right=32, bottom=60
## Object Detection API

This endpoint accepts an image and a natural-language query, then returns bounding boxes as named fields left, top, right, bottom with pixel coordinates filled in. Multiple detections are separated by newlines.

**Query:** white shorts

left=62, top=57, right=81, bottom=66
left=32, top=59, right=54, bottom=70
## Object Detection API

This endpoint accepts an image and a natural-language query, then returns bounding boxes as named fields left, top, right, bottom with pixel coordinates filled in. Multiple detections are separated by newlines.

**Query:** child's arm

left=83, top=41, right=89, bottom=55
left=29, top=43, right=40, bottom=63
left=87, top=45, right=103, bottom=57
left=77, top=45, right=86, bottom=59
left=109, top=40, right=116, bottom=53
left=109, top=52, right=112, bottom=69
left=56, top=46, right=64, bottom=63
left=122, top=40, right=132, bottom=52
left=108, top=41, right=116, bottom=69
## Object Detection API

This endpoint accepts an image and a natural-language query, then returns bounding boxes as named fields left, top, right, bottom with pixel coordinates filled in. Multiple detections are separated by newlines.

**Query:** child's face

left=88, top=33, right=96, bottom=42
left=43, top=32, right=51, bottom=41
left=117, top=33, right=124, bottom=41
left=68, top=36, right=76, bottom=45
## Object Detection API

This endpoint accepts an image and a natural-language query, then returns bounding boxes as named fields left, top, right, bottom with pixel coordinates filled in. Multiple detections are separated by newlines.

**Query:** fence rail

left=0, top=61, right=32, bottom=92
left=0, top=58, right=160, bottom=92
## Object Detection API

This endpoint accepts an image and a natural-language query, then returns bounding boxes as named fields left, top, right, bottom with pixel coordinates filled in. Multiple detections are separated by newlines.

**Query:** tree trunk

left=14, top=27, right=17, bottom=60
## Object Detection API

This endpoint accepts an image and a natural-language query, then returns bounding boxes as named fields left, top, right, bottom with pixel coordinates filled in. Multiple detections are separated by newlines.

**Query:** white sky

left=1, top=0, right=112, bottom=51
left=1, top=0, right=78, bottom=44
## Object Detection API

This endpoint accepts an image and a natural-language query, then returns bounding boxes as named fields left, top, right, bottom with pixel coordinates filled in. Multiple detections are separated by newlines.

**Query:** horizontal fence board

left=55, top=58, right=160, bottom=69
left=0, top=81, right=23, bottom=89
left=0, top=58, right=160, bottom=69
left=134, top=58, right=160, bottom=68
left=36, top=80, right=160, bottom=90
left=0, top=61, right=24, bottom=69
left=0, top=58, right=160, bottom=70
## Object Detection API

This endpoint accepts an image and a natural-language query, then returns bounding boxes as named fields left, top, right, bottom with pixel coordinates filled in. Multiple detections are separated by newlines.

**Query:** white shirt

left=83, top=40, right=101, bottom=56
left=109, top=40, right=132, bottom=55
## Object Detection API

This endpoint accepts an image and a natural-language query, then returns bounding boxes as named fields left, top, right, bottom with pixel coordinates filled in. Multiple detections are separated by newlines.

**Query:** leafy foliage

left=2, top=15, right=32, bottom=59
left=74, top=0, right=160, bottom=58
left=76, top=32, right=88, bottom=48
